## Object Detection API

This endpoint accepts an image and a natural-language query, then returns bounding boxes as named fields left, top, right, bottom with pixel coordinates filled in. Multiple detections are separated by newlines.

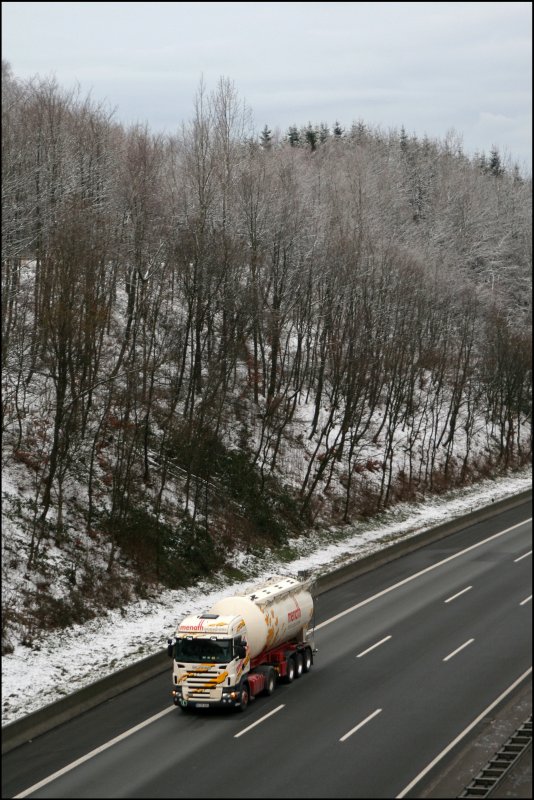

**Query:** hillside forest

left=2, top=67, right=532, bottom=653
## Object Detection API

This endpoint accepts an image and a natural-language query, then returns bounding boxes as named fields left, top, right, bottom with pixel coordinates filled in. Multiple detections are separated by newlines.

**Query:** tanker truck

left=167, top=575, right=315, bottom=711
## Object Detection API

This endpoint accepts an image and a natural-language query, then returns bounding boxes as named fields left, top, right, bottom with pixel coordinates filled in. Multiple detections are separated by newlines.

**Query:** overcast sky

left=2, top=1, right=532, bottom=171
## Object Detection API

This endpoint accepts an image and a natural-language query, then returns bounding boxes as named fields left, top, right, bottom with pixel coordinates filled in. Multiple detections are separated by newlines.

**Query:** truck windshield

left=174, top=637, right=233, bottom=663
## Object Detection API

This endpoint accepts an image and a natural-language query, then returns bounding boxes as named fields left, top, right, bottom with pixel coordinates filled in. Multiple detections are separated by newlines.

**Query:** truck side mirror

left=167, top=639, right=174, bottom=658
left=236, top=645, right=246, bottom=659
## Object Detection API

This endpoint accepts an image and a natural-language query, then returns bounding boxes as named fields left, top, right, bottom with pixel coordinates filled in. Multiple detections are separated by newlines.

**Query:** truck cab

left=169, top=613, right=251, bottom=710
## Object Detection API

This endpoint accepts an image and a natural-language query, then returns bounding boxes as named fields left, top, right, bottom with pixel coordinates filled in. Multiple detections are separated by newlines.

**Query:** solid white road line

left=234, top=704, right=285, bottom=738
left=396, top=667, right=532, bottom=798
left=444, top=585, right=472, bottom=603
left=312, top=518, right=531, bottom=633
left=519, top=595, right=532, bottom=606
left=13, top=706, right=176, bottom=799
left=340, top=708, right=382, bottom=742
left=357, top=635, right=392, bottom=658
left=443, top=638, right=474, bottom=662
left=514, top=550, right=532, bottom=562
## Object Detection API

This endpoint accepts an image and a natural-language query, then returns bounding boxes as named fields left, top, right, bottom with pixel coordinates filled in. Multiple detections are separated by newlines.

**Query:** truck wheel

left=239, top=683, right=250, bottom=712
left=264, top=668, right=277, bottom=696
left=294, top=652, right=304, bottom=678
left=284, top=657, right=295, bottom=683
left=302, top=648, right=312, bottom=673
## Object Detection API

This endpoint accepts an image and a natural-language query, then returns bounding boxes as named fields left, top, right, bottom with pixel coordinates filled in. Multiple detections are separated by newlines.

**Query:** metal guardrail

left=459, top=716, right=532, bottom=798
left=2, top=487, right=531, bottom=754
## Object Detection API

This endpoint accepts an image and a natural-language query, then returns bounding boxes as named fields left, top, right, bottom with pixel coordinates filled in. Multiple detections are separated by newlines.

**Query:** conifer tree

left=287, top=125, right=300, bottom=146
left=477, top=151, right=488, bottom=173
left=350, top=119, right=366, bottom=142
left=305, top=123, right=318, bottom=151
left=333, top=120, right=343, bottom=138
left=260, top=124, right=272, bottom=150
left=400, top=125, right=409, bottom=153
left=489, top=146, right=504, bottom=176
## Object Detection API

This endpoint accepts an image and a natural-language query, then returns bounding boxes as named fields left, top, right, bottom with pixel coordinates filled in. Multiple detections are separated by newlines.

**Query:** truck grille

left=183, top=666, right=227, bottom=699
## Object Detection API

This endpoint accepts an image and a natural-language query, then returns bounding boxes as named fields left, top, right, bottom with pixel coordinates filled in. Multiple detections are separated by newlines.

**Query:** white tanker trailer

left=168, top=575, right=315, bottom=711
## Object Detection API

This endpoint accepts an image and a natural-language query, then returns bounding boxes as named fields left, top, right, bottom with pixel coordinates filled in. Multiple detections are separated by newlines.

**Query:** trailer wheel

left=238, top=682, right=250, bottom=712
left=294, top=652, right=304, bottom=678
left=284, top=656, right=295, bottom=683
left=302, top=648, right=312, bottom=673
left=264, top=667, right=277, bottom=696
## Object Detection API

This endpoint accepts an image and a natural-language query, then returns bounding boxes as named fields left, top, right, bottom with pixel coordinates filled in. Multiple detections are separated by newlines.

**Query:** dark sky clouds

left=2, top=1, right=531, bottom=170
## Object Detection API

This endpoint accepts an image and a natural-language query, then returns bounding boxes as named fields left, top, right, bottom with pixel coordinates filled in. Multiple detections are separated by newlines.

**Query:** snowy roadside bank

left=2, top=469, right=531, bottom=726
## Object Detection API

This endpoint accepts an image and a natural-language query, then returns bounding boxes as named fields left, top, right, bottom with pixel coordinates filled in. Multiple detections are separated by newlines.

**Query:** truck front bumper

left=172, top=688, right=241, bottom=709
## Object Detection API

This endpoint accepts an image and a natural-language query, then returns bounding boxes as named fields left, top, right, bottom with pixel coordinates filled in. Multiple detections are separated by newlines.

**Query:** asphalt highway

left=2, top=498, right=531, bottom=799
